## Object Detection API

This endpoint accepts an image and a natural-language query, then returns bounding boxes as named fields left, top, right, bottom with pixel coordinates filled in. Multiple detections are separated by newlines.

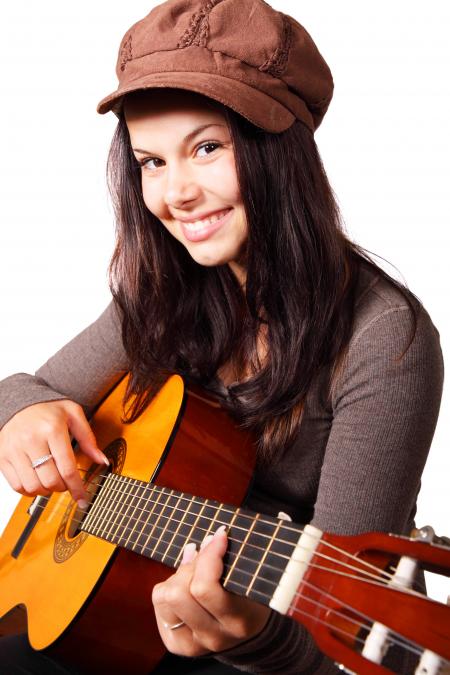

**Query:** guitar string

left=36, top=484, right=433, bottom=611
left=77, top=487, right=417, bottom=590
left=47, top=494, right=427, bottom=661
left=83, top=470, right=428, bottom=584
left=292, top=579, right=424, bottom=660
left=88, top=506, right=425, bottom=602
left=35, top=471, right=400, bottom=584
left=36, top=489, right=397, bottom=588
left=224, top=574, right=425, bottom=660
left=33, top=480, right=430, bottom=601
left=31, top=494, right=436, bottom=660
left=136, top=531, right=425, bottom=660
left=82, top=475, right=430, bottom=594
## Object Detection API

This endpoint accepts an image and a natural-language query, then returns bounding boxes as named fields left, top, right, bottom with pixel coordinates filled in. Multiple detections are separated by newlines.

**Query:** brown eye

left=140, top=157, right=164, bottom=171
left=196, top=142, right=221, bottom=157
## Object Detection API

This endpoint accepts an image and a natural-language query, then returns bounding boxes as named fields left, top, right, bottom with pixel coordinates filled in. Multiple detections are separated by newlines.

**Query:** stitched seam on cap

left=260, top=13, right=292, bottom=77
left=119, top=34, right=133, bottom=72
left=178, top=0, right=225, bottom=49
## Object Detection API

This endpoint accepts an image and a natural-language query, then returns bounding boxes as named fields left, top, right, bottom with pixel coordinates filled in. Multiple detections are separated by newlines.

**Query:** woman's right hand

left=0, top=399, right=109, bottom=507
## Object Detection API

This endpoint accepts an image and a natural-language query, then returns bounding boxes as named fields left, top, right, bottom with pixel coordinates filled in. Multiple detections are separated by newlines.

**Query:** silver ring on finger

left=163, top=620, right=186, bottom=630
left=31, top=453, right=53, bottom=469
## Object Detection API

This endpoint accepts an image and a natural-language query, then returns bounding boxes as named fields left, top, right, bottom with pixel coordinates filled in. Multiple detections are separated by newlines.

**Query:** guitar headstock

left=287, top=525, right=450, bottom=674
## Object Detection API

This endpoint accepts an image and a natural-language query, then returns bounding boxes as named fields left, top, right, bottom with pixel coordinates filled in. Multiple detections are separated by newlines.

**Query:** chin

left=188, top=247, right=239, bottom=268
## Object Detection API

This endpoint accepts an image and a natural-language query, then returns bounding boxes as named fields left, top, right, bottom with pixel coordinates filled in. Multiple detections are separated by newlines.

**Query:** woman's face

left=124, top=89, right=248, bottom=279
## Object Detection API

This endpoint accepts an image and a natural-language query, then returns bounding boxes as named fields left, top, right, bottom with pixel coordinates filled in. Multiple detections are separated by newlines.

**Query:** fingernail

left=200, top=534, right=214, bottom=550
left=214, top=525, right=227, bottom=537
left=77, top=499, right=89, bottom=509
left=181, top=542, right=197, bottom=564
left=96, top=449, right=109, bottom=465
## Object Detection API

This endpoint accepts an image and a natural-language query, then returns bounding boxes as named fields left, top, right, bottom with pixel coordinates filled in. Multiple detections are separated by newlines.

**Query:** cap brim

left=96, top=71, right=301, bottom=133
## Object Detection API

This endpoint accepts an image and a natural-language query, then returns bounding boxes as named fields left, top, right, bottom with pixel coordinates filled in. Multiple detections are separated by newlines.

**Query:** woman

left=0, top=0, right=444, bottom=673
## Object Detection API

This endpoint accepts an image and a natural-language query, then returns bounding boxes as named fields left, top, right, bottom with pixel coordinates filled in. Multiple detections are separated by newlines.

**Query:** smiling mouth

left=179, top=208, right=232, bottom=231
left=178, top=208, right=233, bottom=242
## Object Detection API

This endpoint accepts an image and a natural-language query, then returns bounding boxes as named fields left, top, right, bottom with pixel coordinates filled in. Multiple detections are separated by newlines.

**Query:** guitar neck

left=81, top=471, right=301, bottom=605
left=79, top=471, right=450, bottom=674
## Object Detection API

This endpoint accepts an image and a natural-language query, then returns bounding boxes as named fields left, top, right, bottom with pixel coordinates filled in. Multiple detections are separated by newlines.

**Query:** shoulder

left=330, top=260, right=444, bottom=407
left=350, top=261, right=441, bottom=354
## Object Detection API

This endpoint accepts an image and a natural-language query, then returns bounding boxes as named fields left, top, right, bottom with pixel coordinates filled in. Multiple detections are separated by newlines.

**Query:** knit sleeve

left=0, top=300, right=129, bottom=431
left=215, top=302, right=444, bottom=673
left=311, top=302, right=444, bottom=537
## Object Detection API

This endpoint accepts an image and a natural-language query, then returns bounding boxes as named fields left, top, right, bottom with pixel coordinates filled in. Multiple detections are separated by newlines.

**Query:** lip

left=178, top=208, right=233, bottom=242
left=175, top=207, right=230, bottom=223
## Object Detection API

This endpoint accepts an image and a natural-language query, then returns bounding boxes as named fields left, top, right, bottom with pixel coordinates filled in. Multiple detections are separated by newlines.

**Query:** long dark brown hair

left=106, top=90, right=419, bottom=460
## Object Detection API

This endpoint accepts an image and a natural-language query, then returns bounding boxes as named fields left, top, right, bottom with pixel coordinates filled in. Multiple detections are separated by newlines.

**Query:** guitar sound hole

left=53, top=438, right=126, bottom=562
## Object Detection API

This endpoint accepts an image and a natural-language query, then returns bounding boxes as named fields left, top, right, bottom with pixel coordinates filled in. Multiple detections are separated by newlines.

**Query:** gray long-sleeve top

left=0, top=262, right=444, bottom=673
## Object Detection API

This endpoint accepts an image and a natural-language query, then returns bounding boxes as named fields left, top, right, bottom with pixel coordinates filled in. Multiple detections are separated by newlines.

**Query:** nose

left=163, top=160, right=200, bottom=208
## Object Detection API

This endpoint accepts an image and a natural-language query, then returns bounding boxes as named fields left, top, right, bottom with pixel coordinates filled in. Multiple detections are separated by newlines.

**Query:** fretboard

left=81, top=472, right=302, bottom=606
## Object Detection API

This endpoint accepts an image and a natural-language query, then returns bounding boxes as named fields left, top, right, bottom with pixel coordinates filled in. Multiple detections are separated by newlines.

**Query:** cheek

left=141, top=178, right=159, bottom=215
left=207, top=156, right=241, bottom=202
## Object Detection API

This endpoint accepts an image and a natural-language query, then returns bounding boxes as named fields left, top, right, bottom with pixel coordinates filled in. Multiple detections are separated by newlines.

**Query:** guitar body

left=0, top=374, right=256, bottom=673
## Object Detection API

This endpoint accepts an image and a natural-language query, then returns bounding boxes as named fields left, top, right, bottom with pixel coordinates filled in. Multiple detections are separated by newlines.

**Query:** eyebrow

left=132, top=123, right=227, bottom=155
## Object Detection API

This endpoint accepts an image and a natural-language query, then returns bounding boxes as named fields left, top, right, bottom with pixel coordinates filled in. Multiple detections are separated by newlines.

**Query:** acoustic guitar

left=0, top=374, right=449, bottom=674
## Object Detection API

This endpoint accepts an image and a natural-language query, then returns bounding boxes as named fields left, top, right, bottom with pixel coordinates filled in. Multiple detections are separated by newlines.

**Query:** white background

left=0, top=1, right=448, bottom=602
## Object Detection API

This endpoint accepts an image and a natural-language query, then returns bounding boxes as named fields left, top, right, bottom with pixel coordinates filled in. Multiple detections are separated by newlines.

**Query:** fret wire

left=173, top=497, right=208, bottom=567
left=147, top=488, right=177, bottom=558
left=130, top=482, right=160, bottom=553
left=122, top=478, right=149, bottom=548
left=135, top=485, right=172, bottom=555
left=169, top=496, right=207, bottom=564
left=159, top=491, right=187, bottom=564
left=104, top=474, right=140, bottom=542
left=225, top=513, right=283, bottom=587
left=81, top=480, right=394, bottom=585
left=221, top=508, right=242, bottom=585
left=86, top=471, right=394, bottom=582
left=245, top=516, right=278, bottom=598
left=226, top=513, right=261, bottom=595
left=158, top=492, right=215, bottom=563
left=202, top=500, right=223, bottom=538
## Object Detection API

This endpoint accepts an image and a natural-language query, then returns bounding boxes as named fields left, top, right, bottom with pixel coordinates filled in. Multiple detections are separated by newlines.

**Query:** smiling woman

left=0, top=1, right=448, bottom=674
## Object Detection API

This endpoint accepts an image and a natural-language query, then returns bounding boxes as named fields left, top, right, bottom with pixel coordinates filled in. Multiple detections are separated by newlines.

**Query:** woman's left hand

left=152, top=526, right=271, bottom=657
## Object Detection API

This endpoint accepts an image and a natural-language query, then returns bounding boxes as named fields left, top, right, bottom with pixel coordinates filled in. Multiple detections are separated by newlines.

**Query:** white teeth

left=182, top=208, right=230, bottom=230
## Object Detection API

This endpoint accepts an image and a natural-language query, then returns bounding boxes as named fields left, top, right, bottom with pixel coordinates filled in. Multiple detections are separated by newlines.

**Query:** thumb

left=66, top=406, right=109, bottom=466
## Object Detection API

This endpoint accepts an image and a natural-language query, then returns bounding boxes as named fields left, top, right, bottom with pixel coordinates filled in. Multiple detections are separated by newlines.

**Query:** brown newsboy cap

left=97, top=0, right=334, bottom=134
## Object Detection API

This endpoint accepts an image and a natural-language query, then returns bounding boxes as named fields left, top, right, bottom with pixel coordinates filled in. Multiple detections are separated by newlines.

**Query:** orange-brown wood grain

left=0, top=374, right=256, bottom=674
